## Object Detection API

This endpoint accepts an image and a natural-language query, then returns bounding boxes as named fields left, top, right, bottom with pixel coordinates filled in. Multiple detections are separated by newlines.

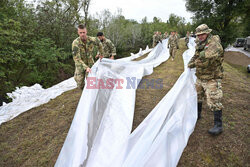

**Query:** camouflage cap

left=195, top=24, right=212, bottom=35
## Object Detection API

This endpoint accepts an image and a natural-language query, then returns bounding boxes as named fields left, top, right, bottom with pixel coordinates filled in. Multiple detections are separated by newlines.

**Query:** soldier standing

left=163, top=32, right=169, bottom=39
left=153, top=31, right=162, bottom=47
left=72, top=24, right=104, bottom=89
left=185, top=31, right=190, bottom=48
left=158, top=32, right=163, bottom=42
left=188, top=24, right=224, bottom=135
left=167, top=31, right=179, bottom=61
left=96, top=32, right=116, bottom=59
left=152, top=32, right=157, bottom=47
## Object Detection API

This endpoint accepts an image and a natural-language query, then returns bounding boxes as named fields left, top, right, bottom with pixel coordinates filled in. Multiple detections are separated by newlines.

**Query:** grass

left=0, top=39, right=249, bottom=166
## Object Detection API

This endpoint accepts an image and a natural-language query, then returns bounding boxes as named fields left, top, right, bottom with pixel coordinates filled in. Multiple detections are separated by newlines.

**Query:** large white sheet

left=0, top=77, right=77, bottom=125
left=55, top=39, right=169, bottom=166
left=55, top=38, right=197, bottom=167
left=0, top=46, right=152, bottom=126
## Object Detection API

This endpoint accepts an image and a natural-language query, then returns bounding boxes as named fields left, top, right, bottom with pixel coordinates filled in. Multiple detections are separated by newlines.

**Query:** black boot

left=197, top=102, right=202, bottom=120
left=208, top=110, right=223, bottom=135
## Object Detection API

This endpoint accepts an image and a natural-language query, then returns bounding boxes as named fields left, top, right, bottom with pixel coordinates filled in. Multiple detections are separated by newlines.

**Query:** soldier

left=185, top=31, right=190, bottom=48
left=152, top=32, right=157, bottom=47
left=72, top=24, right=104, bottom=89
left=167, top=31, right=179, bottom=61
left=188, top=24, right=224, bottom=135
left=163, top=32, right=169, bottom=39
left=153, top=31, right=162, bottom=47
left=175, top=31, right=180, bottom=47
left=158, top=31, right=163, bottom=41
left=96, top=32, right=116, bottom=59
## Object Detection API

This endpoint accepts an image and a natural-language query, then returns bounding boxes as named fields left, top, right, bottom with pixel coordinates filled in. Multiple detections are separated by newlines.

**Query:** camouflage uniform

left=98, top=38, right=116, bottom=58
left=188, top=24, right=224, bottom=135
left=153, top=33, right=162, bottom=47
left=185, top=33, right=190, bottom=48
left=188, top=33, right=224, bottom=111
left=167, top=34, right=179, bottom=60
left=163, top=32, right=169, bottom=39
left=152, top=34, right=157, bottom=47
left=72, top=36, right=104, bottom=89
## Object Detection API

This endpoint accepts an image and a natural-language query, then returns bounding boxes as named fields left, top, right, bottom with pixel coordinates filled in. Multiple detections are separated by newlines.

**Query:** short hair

left=78, top=24, right=86, bottom=29
left=97, top=32, right=104, bottom=37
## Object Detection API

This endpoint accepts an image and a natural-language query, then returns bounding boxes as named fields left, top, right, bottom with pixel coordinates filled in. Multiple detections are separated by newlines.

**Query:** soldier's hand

left=95, top=54, right=99, bottom=59
left=110, top=56, right=114, bottom=60
left=86, top=67, right=91, bottom=73
left=99, top=55, right=103, bottom=60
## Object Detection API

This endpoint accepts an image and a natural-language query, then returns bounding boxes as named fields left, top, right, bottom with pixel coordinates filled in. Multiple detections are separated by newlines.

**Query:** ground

left=0, top=39, right=249, bottom=166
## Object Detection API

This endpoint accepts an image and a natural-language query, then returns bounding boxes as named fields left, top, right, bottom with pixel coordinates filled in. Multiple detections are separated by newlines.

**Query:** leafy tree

left=185, top=0, right=248, bottom=47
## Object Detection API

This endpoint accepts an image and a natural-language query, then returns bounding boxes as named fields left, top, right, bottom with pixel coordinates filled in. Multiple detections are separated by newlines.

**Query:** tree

left=83, top=0, right=91, bottom=26
left=185, top=0, right=249, bottom=47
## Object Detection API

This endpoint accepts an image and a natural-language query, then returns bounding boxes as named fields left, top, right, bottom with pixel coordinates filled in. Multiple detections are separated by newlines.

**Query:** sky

left=89, top=0, right=193, bottom=23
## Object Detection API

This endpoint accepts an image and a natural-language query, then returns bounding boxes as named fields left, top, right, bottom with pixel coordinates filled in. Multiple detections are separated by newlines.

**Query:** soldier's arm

left=188, top=51, right=198, bottom=68
left=95, top=37, right=104, bottom=56
left=203, top=42, right=223, bottom=59
left=108, top=40, right=117, bottom=57
left=153, top=37, right=156, bottom=46
left=167, top=38, right=170, bottom=48
left=72, top=41, right=89, bottom=70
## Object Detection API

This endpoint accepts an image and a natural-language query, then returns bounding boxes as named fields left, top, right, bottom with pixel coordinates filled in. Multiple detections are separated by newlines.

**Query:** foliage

left=185, top=0, right=249, bottom=48
left=0, top=0, right=193, bottom=104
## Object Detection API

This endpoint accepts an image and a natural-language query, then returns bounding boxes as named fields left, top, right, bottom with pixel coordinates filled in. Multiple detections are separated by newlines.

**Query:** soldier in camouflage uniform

left=185, top=31, right=190, bottom=48
left=163, top=32, right=169, bottom=39
left=152, top=32, right=157, bottom=47
left=158, top=32, right=163, bottom=41
left=96, top=32, right=116, bottom=59
left=152, top=31, right=162, bottom=47
left=72, top=24, right=104, bottom=89
left=188, top=24, right=224, bottom=135
left=167, top=31, right=179, bottom=61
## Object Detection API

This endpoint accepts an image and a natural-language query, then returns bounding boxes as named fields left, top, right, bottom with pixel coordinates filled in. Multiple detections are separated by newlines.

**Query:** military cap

left=195, top=24, right=212, bottom=35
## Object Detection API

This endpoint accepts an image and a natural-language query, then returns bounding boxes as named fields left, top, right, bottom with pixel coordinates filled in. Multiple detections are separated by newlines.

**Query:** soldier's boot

left=208, top=110, right=223, bottom=135
left=197, top=102, right=202, bottom=120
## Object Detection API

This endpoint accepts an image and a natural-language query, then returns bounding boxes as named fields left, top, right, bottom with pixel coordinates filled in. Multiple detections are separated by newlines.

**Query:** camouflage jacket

left=188, top=34, right=224, bottom=80
left=153, top=34, right=162, bottom=47
left=72, top=36, right=104, bottom=71
left=168, top=35, right=178, bottom=48
left=185, top=34, right=189, bottom=43
left=98, top=38, right=116, bottom=58
left=156, top=34, right=162, bottom=42
left=163, top=34, right=169, bottom=39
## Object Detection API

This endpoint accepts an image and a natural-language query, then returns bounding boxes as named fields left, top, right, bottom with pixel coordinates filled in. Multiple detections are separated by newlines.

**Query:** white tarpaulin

left=55, top=38, right=198, bottom=167
left=0, top=46, right=152, bottom=126
left=0, top=77, right=77, bottom=125
left=225, top=46, right=250, bottom=58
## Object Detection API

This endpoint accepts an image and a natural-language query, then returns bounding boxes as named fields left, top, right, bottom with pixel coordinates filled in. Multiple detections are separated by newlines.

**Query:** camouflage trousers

left=196, top=79, right=223, bottom=111
left=185, top=38, right=189, bottom=48
left=169, top=46, right=177, bottom=59
left=74, top=67, right=86, bottom=89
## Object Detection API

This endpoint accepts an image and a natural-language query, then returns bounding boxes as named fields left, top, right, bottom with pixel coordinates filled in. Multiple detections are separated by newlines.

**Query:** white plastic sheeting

left=0, top=77, right=77, bottom=125
left=55, top=39, right=170, bottom=167
left=0, top=46, right=151, bottom=126
left=225, top=46, right=250, bottom=58
left=55, top=38, right=198, bottom=167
